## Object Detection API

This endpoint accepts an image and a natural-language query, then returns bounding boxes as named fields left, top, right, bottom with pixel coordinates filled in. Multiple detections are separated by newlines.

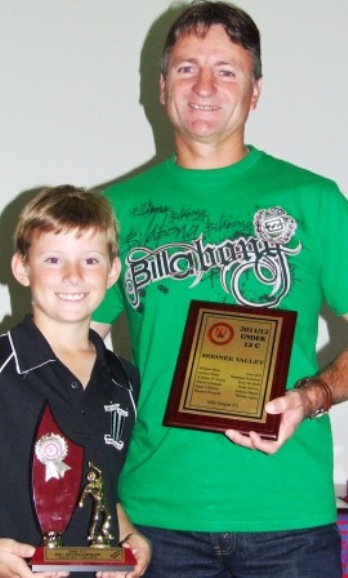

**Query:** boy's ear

left=107, top=257, right=121, bottom=289
left=11, top=253, right=30, bottom=287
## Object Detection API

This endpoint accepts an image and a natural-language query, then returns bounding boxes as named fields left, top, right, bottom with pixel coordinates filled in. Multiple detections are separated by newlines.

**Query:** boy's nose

left=63, top=263, right=83, bottom=284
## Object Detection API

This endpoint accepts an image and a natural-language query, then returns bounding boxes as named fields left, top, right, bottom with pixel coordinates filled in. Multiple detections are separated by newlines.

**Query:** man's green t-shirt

left=94, top=146, right=348, bottom=531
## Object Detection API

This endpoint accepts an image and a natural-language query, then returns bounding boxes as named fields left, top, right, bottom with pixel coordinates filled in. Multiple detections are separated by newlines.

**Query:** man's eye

left=219, top=69, right=236, bottom=78
left=178, top=65, right=194, bottom=74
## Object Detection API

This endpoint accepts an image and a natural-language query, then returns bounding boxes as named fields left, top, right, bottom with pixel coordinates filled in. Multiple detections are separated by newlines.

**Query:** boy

left=0, top=185, right=150, bottom=578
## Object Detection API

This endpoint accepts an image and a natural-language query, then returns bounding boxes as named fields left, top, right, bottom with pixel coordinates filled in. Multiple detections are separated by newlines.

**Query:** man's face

left=160, top=24, right=262, bottom=149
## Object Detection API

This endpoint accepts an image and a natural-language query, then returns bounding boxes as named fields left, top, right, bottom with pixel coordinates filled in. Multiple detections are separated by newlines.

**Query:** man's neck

left=175, top=136, right=249, bottom=169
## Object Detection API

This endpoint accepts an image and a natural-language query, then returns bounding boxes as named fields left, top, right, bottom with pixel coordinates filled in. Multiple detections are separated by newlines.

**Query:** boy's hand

left=0, top=539, right=69, bottom=578
left=96, top=532, right=152, bottom=578
left=0, top=539, right=35, bottom=578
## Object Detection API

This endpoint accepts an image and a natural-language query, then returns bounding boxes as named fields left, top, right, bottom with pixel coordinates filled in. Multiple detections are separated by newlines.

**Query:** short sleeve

left=92, top=282, right=124, bottom=324
left=318, top=184, right=348, bottom=315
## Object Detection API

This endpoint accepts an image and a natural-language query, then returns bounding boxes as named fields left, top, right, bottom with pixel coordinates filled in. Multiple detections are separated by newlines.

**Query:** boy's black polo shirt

left=0, top=314, right=139, bottom=551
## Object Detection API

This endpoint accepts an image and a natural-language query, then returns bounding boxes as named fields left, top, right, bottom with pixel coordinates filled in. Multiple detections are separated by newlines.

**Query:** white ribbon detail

left=35, top=434, right=71, bottom=481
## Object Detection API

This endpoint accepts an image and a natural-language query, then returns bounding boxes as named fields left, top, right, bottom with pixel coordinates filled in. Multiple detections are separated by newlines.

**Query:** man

left=92, top=2, right=348, bottom=576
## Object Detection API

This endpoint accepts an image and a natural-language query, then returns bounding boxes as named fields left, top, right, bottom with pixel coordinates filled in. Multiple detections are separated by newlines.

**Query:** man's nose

left=193, top=68, right=216, bottom=96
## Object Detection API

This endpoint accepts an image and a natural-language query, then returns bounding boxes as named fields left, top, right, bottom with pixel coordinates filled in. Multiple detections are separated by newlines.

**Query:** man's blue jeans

left=137, top=524, right=342, bottom=578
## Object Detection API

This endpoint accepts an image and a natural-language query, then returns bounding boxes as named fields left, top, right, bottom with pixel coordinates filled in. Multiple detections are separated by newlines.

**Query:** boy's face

left=11, top=227, right=120, bottom=328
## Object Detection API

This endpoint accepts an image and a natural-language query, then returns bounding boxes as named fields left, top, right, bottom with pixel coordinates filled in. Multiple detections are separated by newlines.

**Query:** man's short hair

left=160, top=0, right=262, bottom=81
left=14, top=185, right=118, bottom=261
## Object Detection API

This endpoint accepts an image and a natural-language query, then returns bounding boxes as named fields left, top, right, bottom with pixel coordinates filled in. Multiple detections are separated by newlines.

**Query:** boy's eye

left=84, top=257, right=98, bottom=265
left=45, top=257, right=60, bottom=264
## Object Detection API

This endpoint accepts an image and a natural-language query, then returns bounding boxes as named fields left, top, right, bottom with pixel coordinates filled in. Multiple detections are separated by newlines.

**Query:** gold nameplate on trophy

left=164, top=301, right=296, bottom=440
left=31, top=547, right=136, bottom=572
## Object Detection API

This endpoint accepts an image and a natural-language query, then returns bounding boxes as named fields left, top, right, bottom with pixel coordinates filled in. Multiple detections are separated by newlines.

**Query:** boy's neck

left=33, top=313, right=97, bottom=389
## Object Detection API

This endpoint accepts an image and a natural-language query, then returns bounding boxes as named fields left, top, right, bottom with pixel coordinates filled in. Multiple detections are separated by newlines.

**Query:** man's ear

left=107, top=257, right=121, bottom=289
left=250, top=77, right=263, bottom=111
left=11, top=253, right=30, bottom=287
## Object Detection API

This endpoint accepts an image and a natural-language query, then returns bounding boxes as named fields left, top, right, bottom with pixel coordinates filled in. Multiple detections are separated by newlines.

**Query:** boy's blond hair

left=14, top=185, right=118, bottom=261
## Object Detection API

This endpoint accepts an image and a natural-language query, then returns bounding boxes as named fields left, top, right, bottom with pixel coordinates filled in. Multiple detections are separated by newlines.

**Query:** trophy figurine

left=78, top=462, right=114, bottom=547
left=30, top=403, right=136, bottom=572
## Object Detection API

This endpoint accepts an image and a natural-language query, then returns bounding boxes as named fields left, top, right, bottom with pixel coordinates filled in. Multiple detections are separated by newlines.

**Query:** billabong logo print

left=123, top=206, right=301, bottom=309
left=253, top=207, right=297, bottom=244
left=104, top=403, right=129, bottom=450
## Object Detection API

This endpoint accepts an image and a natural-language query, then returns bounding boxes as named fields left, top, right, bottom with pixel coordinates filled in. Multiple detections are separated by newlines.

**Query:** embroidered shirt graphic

left=104, top=403, right=129, bottom=450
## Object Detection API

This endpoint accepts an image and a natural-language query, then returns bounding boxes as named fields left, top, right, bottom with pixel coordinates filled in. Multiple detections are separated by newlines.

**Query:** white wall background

left=1, top=0, right=347, bottom=482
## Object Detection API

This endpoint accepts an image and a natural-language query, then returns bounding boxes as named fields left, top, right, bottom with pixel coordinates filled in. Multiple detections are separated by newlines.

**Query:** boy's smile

left=57, top=293, right=87, bottom=301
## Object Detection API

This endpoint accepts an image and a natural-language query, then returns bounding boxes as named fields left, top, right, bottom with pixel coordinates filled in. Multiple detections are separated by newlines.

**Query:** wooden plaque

left=163, top=301, right=297, bottom=440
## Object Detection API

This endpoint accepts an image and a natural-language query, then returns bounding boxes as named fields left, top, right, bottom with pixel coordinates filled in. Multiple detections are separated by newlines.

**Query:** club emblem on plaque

left=30, top=403, right=136, bottom=572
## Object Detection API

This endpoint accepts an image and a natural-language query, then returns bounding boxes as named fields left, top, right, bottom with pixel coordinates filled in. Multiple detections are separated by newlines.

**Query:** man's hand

left=225, top=389, right=305, bottom=454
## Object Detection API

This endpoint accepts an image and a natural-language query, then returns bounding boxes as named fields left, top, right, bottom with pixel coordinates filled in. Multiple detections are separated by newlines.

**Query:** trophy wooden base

left=30, top=546, right=136, bottom=572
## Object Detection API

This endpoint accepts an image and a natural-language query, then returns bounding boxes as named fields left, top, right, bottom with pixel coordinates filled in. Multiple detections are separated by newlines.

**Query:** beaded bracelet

left=294, top=377, right=332, bottom=419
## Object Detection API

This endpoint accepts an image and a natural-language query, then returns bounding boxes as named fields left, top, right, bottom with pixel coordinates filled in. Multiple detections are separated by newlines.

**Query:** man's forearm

left=295, top=346, right=348, bottom=418
left=320, top=346, right=348, bottom=404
